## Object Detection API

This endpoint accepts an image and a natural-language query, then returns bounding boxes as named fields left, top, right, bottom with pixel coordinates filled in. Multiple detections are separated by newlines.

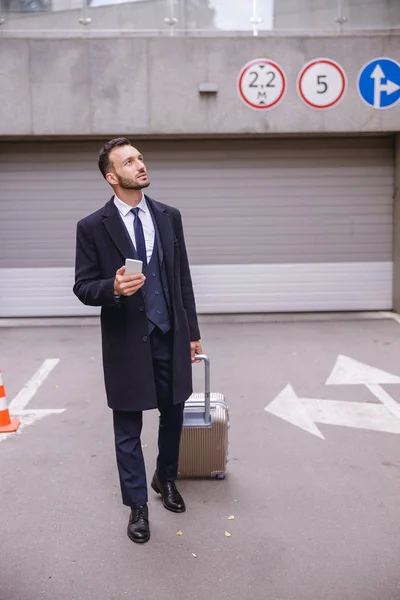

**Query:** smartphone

left=125, top=258, right=143, bottom=275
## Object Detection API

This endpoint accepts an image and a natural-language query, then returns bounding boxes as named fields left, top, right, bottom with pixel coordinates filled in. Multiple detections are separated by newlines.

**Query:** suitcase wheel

left=215, top=473, right=225, bottom=480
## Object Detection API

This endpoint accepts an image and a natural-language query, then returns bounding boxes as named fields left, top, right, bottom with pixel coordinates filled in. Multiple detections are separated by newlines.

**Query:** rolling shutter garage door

left=0, top=137, right=393, bottom=317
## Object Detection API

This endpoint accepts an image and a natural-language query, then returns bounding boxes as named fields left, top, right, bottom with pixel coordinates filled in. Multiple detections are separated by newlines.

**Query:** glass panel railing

left=272, top=0, right=400, bottom=32
left=206, top=0, right=273, bottom=33
left=0, top=0, right=397, bottom=34
left=84, top=0, right=273, bottom=33
left=339, top=0, right=400, bottom=30
left=0, top=0, right=85, bottom=32
left=273, top=0, right=339, bottom=31
left=86, top=0, right=174, bottom=33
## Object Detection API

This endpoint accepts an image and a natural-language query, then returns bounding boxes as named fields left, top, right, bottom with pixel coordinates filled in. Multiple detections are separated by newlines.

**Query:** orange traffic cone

left=0, top=370, right=20, bottom=433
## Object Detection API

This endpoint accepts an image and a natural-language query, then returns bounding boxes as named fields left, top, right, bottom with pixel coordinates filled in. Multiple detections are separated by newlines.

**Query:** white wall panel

left=0, top=263, right=392, bottom=317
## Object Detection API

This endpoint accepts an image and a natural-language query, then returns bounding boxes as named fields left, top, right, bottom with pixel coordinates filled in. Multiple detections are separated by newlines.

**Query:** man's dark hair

left=98, top=137, right=132, bottom=180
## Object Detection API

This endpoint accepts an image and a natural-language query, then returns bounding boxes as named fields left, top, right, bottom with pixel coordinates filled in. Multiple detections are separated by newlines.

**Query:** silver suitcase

left=178, top=354, right=229, bottom=479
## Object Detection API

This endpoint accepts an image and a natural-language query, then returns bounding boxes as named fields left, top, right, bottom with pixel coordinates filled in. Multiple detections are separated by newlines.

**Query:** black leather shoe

left=151, top=472, right=186, bottom=513
left=127, top=505, right=150, bottom=543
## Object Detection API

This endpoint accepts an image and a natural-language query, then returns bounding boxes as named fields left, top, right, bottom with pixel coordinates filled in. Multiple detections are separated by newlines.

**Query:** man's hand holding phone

left=114, top=263, right=145, bottom=297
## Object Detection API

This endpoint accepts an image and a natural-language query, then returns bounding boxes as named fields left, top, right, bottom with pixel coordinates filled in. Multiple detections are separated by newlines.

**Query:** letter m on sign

left=257, top=90, right=267, bottom=104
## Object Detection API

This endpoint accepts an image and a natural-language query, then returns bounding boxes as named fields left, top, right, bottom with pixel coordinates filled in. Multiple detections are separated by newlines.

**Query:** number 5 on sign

left=297, top=59, right=347, bottom=110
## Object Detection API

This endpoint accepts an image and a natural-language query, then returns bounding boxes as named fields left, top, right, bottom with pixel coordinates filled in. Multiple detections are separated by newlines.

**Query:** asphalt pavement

left=1, top=315, right=400, bottom=600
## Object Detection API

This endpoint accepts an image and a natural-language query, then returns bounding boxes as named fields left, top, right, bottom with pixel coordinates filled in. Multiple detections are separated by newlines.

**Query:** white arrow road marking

left=326, top=355, right=400, bottom=407
left=370, top=64, right=400, bottom=108
left=266, top=384, right=325, bottom=439
left=364, top=384, right=398, bottom=408
left=265, top=384, right=400, bottom=440
left=9, top=358, right=60, bottom=410
left=0, top=359, right=66, bottom=443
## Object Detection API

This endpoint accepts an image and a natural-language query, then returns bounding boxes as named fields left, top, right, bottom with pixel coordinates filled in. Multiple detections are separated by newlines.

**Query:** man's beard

left=117, top=174, right=150, bottom=190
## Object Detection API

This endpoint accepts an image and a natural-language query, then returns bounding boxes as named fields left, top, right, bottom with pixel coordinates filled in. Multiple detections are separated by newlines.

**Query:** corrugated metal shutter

left=0, top=137, right=394, bottom=317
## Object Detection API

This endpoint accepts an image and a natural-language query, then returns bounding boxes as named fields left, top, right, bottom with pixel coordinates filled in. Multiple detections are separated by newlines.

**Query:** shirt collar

left=113, top=192, right=147, bottom=217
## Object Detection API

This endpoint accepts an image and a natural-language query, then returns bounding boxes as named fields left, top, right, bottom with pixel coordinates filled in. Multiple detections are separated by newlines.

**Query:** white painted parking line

left=9, top=358, right=60, bottom=410
left=0, top=359, right=66, bottom=443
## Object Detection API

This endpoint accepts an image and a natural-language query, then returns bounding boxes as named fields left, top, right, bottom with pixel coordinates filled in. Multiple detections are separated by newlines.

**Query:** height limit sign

left=238, top=59, right=286, bottom=110
left=297, top=59, right=347, bottom=110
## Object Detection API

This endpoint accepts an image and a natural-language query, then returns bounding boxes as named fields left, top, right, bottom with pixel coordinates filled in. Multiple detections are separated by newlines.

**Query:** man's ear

left=106, top=172, right=117, bottom=185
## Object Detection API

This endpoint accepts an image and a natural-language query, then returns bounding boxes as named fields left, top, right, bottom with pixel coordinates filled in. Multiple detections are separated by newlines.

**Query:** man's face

left=106, top=145, right=150, bottom=190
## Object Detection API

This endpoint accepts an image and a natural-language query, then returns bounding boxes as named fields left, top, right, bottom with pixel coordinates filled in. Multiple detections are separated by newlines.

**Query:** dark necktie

left=131, top=207, right=147, bottom=266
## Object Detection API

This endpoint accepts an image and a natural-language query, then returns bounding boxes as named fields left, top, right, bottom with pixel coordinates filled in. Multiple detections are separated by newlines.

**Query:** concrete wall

left=0, top=33, right=399, bottom=137
left=394, top=135, right=400, bottom=312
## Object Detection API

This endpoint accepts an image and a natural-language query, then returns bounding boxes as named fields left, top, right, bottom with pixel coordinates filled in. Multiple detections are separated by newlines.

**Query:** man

left=73, top=137, right=202, bottom=544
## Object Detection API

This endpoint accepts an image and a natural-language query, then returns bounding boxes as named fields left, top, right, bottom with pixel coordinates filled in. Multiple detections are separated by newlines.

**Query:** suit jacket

left=73, top=195, right=200, bottom=412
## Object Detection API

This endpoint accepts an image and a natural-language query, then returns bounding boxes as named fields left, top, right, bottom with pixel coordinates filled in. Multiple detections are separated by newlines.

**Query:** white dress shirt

left=114, top=193, right=155, bottom=264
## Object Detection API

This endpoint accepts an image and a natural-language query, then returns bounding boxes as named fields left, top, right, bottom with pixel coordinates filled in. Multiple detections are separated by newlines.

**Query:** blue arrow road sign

left=358, top=58, right=400, bottom=110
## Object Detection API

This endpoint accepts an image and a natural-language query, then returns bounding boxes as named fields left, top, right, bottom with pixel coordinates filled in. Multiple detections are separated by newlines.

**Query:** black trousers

left=113, top=327, right=184, bottom=508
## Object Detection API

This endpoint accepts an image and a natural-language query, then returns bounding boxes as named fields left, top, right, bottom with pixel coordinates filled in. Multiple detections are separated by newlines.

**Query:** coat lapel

left=102, top=197, right=138, bottom=260
left=146, top=196, right=175, bottom=284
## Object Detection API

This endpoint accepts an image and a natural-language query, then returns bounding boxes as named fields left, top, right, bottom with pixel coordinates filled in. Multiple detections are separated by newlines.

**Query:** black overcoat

left=73, top=196, right=201, bottom=412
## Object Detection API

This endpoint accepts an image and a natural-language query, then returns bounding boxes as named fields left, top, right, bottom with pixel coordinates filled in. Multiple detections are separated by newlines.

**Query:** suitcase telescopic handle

left=194, top=354, right=211, bottom=424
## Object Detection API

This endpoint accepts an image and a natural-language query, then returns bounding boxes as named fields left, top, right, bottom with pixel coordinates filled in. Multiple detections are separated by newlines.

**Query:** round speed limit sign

left=297, top=59, right=347, bottom=110
left=238, top=58, right=286, bottom=110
